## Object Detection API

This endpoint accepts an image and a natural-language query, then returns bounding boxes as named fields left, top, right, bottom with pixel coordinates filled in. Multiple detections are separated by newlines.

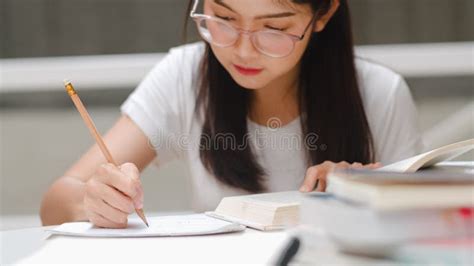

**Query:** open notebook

left=48, top=214, right=245, bottom=237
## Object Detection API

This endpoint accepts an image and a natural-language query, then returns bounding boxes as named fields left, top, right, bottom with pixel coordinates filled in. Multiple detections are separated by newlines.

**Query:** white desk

left=1, top=225, right=290, bottom=264
left=2, top=224, right=395, bottom=265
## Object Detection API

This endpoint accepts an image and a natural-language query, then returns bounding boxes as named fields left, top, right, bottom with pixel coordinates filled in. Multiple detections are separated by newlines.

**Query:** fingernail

left=299, top=187, right=308, bottom=192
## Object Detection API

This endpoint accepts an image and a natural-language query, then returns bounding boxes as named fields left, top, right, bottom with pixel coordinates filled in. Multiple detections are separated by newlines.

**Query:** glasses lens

left=196, top=17, right=237, bottom=47
left=253, top=31, right=294, bottom=58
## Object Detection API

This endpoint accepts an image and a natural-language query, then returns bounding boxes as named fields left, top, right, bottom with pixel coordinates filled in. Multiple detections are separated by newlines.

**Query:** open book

left=326, top=139, right=474, bottom=210
left=379, top=138, right=474, bottom=172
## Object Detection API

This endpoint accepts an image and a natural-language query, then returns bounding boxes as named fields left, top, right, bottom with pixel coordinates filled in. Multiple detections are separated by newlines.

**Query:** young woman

left=41, top=0, right=423, bottom=228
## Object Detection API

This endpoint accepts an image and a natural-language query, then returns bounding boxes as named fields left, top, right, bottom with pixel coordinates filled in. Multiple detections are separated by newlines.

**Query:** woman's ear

left=313, top=0, right=340, bottom=32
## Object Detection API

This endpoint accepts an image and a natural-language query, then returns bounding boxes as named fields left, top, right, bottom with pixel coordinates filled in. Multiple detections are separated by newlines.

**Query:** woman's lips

left=233, top=64, right=263, bottom=76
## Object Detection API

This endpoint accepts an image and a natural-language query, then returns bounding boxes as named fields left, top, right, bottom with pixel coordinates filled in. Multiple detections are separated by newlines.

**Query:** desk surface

left=2, top=224, right=394, bottom=265
left=1, top=225, right=290, bottom=264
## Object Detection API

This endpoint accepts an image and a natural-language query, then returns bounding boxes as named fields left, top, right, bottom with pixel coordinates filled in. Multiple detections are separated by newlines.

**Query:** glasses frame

left=189, top=0, right=317, bottom=58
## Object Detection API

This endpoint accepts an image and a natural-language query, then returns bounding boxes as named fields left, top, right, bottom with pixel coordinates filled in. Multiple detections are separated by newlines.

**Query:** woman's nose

left=233, top=33, right=259, bottom=60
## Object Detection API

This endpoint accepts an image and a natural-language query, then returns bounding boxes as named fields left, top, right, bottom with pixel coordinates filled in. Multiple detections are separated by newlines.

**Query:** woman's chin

left=237, top=83, right=261, bottom=90
left=230, top=74, right=268, bottom=90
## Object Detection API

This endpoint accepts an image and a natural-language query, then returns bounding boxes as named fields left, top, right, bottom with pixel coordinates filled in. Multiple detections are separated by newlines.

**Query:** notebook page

left=48, top=214, right=245, bottom=237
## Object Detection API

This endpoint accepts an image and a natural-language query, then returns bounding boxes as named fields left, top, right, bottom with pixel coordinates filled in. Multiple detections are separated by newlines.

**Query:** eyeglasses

left=189, top=0, right=317, bottom=58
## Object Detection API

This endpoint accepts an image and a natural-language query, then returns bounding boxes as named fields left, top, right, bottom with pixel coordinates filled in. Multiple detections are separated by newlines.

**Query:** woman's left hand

left=299, top=161, right=382, bottom=192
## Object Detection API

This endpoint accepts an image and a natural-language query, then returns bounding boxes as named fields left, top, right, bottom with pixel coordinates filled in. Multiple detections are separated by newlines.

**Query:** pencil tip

left=136, top=208, right=150, bottom=227
left=143, top=217, right=150, bottom=227
left=63, top=79, right=71, bottom=86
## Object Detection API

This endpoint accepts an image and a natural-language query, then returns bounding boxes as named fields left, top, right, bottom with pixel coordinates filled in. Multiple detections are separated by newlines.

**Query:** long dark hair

left=185, top=0, right=374, bottom=193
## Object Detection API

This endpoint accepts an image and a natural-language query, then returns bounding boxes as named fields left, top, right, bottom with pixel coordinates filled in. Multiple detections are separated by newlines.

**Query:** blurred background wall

left=1, top=0, right=473, bottom=229
left=1, top=0, right=473, bottom=57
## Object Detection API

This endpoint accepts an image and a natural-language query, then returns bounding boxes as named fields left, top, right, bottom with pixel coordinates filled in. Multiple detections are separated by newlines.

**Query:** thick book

left=326, top=139, right=474, bottom=210
left=206, top=191, right=312, bottom=231
left=299, top=194, right=474, bottom=257
left=327, top=162, right=474, bottom=210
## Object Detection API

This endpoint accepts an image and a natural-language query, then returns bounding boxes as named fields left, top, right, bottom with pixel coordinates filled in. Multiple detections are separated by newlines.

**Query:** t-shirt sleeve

left=120, top=47, right=195, bottom=166
left=374, top=76, right=424, bottom=164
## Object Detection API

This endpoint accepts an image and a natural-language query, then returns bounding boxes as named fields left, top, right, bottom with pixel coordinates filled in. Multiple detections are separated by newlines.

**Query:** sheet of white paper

left=47, top=214, right=245, bottom=237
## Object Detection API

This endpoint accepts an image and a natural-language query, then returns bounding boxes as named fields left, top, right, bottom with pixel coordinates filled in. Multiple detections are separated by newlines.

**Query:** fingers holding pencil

left=96, top=163, right=141, bottom=202
left=64, top=80, right=149, bottom=228
left=120, top=163, right=144, bottom=210
left=85, top=163, right=144, bottom=228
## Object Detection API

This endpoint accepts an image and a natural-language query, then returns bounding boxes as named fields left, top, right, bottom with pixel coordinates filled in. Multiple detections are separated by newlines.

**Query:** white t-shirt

left=121, top=42, right=423, bottom=212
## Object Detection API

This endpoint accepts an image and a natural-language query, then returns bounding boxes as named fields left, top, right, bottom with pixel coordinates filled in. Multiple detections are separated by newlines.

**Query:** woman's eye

left=265, top=25, right=287, bottom=31
left=215, top=14, right=234, bottom=21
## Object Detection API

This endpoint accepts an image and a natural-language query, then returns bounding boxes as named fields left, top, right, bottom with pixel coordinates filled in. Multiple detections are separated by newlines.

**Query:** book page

left=48, top=214, right=245, bottom=237
left=379, top=139, right=474, bottom=173
left=379, top=153, right=426, bottom=173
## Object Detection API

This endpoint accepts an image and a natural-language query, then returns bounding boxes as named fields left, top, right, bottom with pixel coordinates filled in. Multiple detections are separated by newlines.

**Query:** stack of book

left=301, top=165, right=473, bottom=245
left=299, top=139, right=474, bottom=263
left=206, top=139, right=473, bottom=263
left=207, top=139, right=473, bottom=232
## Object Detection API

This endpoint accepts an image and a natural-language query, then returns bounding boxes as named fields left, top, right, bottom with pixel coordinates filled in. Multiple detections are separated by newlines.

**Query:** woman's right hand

left=83, top=162, right=144, bottom=228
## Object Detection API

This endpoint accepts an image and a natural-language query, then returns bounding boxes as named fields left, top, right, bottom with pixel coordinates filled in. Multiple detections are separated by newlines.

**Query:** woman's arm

left=40, top=115, right=156, bottom=226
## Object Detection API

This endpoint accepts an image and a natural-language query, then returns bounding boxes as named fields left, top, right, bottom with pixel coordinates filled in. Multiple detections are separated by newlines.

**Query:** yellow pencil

left=64, top=80, right=149, bottom=227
